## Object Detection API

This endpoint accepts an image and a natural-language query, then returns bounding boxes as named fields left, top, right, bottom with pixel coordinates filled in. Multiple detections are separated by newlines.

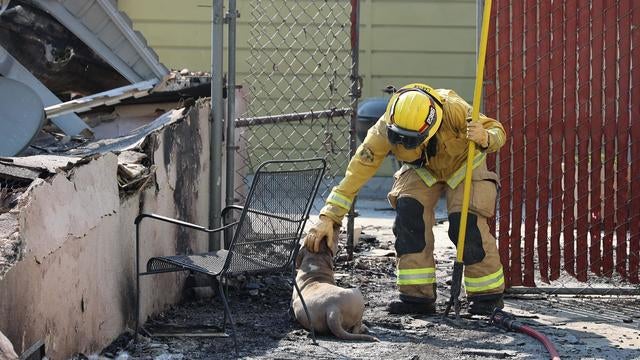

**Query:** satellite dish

left=0, top=0, right=9, bottom=16
left=0, top=77, right=46, bottom=156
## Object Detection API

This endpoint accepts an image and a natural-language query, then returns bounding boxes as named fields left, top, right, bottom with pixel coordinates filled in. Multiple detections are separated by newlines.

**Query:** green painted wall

left=360, top=0, right=477, bottom=100
left=118, top=0, right=477, bottom=99
left=118, top=0, right=477, bottom=176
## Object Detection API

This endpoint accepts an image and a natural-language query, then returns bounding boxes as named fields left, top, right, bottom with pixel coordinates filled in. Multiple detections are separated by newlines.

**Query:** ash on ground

left=96, top=222, right=640, bottom=360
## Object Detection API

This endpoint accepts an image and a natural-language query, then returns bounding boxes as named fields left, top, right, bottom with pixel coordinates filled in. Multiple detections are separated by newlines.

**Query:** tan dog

left=0, top=331, right=18, bottom=360
left=292, top=241, right=378, bottom=341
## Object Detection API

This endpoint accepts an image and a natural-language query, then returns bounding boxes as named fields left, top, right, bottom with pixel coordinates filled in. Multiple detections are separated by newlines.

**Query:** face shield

left=386, top=124, right=429, bottom=149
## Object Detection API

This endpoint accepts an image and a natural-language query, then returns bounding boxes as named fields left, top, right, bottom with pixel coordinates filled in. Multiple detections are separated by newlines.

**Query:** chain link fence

left=233, top=0, right=356, bottom=215
left=485, top=0, right=640, bottom=294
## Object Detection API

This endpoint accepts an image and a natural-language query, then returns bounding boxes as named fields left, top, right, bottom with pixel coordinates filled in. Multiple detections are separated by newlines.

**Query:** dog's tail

left=326, top=308, right=379, bottom=342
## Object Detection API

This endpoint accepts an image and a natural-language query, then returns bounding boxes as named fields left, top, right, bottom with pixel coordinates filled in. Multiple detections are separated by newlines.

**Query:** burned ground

left=98, top=222, right=640, bottom=360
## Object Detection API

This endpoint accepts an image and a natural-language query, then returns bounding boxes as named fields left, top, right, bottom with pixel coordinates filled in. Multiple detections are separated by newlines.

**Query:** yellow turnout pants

left=387, top=162, right=505, bottom=302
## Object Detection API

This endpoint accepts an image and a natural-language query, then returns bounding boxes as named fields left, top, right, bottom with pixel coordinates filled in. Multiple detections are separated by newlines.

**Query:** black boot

left=468, top=293, right=504, bottom=315
left=387, top=295, right=436, bottom=315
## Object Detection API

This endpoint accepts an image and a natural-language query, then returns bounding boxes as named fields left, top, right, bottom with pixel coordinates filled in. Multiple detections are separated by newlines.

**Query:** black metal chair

left=134, top=158, right=326, bottom=354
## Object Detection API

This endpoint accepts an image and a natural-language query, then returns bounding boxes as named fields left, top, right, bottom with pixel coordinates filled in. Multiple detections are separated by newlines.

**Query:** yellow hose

left=456, top=0, right=492, bottom=262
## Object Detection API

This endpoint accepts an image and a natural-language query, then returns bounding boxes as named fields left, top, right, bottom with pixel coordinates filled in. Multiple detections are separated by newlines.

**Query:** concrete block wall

left=0, top=102, right=213, bottom=359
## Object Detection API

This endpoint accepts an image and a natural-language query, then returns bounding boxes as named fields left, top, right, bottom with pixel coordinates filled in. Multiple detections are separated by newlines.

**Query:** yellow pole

left=457, top=0, right=492, bottom=262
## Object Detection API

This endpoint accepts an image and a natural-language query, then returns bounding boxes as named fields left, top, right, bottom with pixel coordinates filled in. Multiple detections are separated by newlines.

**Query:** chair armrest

left=222, top=205, right=244, bottom=218
left=135, top=213, right=238, bottom=233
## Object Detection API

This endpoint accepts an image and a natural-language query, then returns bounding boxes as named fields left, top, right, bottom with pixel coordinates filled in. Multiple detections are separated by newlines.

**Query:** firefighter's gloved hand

left=466, top=119, right=489, bottom=148
left=304, top=215, right=338, bottom=253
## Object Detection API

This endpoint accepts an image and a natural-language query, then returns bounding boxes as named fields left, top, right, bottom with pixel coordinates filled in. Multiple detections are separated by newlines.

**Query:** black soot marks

left=162, top=107, right=203, bottom=254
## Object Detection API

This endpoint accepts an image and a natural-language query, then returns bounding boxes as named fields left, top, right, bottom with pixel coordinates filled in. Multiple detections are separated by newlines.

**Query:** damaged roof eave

left=44, top=79, right=159, bottom=119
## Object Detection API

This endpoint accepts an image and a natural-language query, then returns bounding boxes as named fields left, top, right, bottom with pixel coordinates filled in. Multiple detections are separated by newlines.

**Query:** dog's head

left=295, top=238, right=336, bottom=270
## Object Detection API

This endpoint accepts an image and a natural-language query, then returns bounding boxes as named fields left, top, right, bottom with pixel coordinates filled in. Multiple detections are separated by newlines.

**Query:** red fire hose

left=490, top=309, right=561, bottom=360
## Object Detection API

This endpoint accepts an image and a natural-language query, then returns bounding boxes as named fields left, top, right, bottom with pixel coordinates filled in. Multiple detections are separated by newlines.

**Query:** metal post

left=346, top=0, right=361, bottom=260
left=477, top=0, right=486, bottom=116
left=477, top=0, right=483, bottom=57
left=210, top=0, right=224, bottom=250
left=225, top=0, right=237, bottom=246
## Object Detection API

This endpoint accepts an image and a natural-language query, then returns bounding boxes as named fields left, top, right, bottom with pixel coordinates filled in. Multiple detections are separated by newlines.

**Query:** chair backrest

left=223, top=158, right=326, bottom=274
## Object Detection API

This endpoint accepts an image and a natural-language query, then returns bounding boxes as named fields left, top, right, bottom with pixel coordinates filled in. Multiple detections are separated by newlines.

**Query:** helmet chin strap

left=425, top=135, right=438, bottom=158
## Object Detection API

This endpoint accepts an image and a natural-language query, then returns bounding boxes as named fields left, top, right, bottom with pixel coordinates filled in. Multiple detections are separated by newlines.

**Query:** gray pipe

left=506, top=287, right=640, bottom=296
left=476, top=0, right=486, bottom=115
left=210, top=0, right=224, bottom=250
left=347, top=0, right=361, bottom=260
left=476, top=0, right=483, bottom=59
left=225, top=0, right=237, bottom=241
left=236, top=108, right=351, bottom=127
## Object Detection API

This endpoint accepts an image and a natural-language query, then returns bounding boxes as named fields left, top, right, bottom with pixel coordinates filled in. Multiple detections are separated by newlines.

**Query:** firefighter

left=304, top=83, right=506, bottom=315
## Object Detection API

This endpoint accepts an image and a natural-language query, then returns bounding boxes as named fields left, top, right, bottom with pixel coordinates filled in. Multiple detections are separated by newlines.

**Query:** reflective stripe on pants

left=397, top=267, right=436, bottom=286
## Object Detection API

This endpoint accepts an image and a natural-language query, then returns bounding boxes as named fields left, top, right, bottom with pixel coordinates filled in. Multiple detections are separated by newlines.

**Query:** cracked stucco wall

left=0, top=101, right=213, bottom=359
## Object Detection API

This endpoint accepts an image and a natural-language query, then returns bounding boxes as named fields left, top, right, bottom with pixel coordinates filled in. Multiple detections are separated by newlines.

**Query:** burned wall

left=162, top=102, right=203, bottom=254
left=0, top=101, right=212, bottom=359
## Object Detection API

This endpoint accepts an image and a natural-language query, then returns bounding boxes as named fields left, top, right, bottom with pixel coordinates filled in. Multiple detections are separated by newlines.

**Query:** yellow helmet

left=384, top=84, right=443, bottom=148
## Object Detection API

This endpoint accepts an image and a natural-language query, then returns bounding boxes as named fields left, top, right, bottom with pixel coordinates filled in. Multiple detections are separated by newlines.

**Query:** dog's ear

left=295, top=246, right=306, bottom=269
left=329, top=228, right=339, bottom=256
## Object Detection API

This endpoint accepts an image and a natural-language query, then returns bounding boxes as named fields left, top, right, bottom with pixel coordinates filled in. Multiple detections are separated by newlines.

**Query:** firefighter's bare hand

left=303, top=215, right=338, bottom=253
left=466, top=120, right=489, bottom=148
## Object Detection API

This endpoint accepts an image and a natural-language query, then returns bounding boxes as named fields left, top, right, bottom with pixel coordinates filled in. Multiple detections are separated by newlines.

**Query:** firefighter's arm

left=320, top=118, right=391, bottom=224
left=445, top=91, right=506, bottom=153
left=467, top=112, right=506, bottom=153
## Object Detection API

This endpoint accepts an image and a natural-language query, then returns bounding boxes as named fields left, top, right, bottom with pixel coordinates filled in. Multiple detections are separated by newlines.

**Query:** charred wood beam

left=0, top=1, right=128, bottom=97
